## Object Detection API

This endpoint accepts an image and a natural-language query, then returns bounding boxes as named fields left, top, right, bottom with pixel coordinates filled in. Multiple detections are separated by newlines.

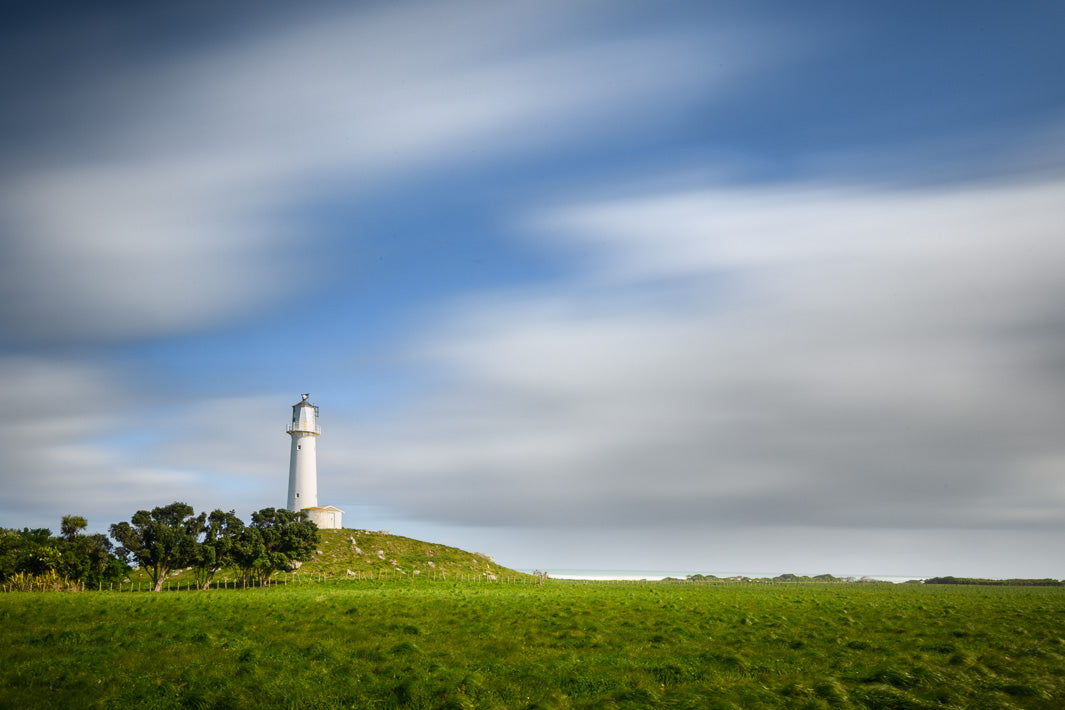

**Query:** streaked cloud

left=0, top=1, right=732, bottom=343
left=333, top=175, right=1065, bottom=543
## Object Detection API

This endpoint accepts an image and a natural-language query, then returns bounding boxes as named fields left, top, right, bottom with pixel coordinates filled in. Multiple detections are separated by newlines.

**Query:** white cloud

left=0, top=357, right=195, bottom=527
left=0, top=2, right=728, bottom=343
left=329, top=174, right=1065, bottom=553
left=0, top=355, right=291, bottom=529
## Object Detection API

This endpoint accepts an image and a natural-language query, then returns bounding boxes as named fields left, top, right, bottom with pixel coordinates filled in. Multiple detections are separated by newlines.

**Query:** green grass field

left=3, top=580, right=1064, bottom=709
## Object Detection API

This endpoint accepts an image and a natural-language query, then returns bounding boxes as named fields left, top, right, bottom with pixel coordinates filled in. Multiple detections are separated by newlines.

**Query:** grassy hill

left=295, top=528, right=526, bottom=581
left=126, top=528, right=528, bottom=586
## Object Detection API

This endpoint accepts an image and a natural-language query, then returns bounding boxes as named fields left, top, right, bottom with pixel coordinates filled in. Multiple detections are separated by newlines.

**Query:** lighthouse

left=286, top=394, right=320, bottom=511
left=285, top=394, right=344, bottom=529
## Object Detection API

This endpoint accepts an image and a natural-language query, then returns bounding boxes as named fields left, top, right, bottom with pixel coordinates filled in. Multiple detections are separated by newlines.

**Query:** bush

left=2, top=570, right=81, bottom=592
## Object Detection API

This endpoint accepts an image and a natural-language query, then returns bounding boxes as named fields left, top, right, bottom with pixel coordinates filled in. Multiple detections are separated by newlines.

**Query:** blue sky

left=2, top=1, right=1065, bottom=577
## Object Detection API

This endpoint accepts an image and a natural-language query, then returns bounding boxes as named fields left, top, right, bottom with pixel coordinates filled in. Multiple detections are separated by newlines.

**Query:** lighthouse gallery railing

left=286, top=423, right=321, bottom=434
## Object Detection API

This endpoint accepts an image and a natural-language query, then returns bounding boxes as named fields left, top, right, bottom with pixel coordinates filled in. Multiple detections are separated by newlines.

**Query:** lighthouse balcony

left=286, top=422, right=321, bottom=434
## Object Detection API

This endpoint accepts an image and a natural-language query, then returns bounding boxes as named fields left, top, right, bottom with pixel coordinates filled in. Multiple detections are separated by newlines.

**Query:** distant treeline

left=672, top=574, right=1065, bottom=586
left=922, top=576, right=1064, bottom=587
left=673, top=573, right=847, bottom=583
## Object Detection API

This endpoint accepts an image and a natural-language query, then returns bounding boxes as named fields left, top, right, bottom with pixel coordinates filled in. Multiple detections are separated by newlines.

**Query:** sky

left=2, top=1, right=1065, bottom=579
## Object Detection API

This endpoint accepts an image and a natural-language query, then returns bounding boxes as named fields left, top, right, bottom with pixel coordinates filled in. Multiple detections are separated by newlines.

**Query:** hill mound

left=122, top=528, right=528, bottom=587
left=297, top=528, right=525, bottom=580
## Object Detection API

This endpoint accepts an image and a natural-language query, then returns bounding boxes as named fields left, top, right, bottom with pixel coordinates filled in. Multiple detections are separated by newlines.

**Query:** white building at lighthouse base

left=303, top=505, right=344, bottom=530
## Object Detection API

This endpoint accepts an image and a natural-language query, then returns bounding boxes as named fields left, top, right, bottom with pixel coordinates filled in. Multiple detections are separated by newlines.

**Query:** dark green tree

left=234, top=508, right=318, bottom=586
left=79, top=533, right=128, bottom=587
left=1, top=520, right=127, bottom=587
left=110, top=502, right=197, bottom=592
left=58, top=532, right=127, bottom=587
left=188, top=509, right=244, bottom=590
left=18, top=528, right=52, bottom=545
left=0, top=529, right=56, bottom=581
left=0, top=530, right=19, bottom=581
left=13, top=528, right=61, bottom=576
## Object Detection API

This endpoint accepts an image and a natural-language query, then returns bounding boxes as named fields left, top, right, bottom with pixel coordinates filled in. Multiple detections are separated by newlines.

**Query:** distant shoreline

left=522, top=569, right=926, bottom=583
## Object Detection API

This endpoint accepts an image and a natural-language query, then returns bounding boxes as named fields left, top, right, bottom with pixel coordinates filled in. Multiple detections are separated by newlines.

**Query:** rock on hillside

left=298, top=529, right=526, bottom=580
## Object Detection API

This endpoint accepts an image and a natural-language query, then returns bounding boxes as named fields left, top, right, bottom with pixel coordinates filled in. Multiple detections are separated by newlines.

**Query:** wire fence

left=5, top=570, right=890, bottom=593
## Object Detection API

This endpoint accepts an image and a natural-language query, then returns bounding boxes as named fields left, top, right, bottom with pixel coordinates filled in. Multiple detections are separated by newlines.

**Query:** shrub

left=2, top=570, right=81, bottom=592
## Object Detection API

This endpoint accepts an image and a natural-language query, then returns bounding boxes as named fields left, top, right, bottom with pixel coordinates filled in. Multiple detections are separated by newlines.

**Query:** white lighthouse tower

left=286, top=394, right=320, bottom=511
left=286, top=394, right=344, bottom=529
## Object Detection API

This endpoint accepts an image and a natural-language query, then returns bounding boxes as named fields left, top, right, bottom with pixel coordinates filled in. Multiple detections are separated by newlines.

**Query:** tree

left=234, top=508, right=318, bottom=586
left=0, top=519, right=127, bottom=588
left=110, top=502, right=197, bottom=592
left=188, top=509, right=244, bottom=590
left=55, top=527, right=127, bottom=587
left=13, top=528, right=61, bottom=576
left=60, top=515, right=88, bottom=541
left=75, top=533, right=128, bottom=587
left=0, top=528, right=59, bottom=581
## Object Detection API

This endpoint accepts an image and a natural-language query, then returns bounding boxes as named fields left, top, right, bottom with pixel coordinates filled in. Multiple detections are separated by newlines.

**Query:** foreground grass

left=2, top=581, right=1065, bottom=709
